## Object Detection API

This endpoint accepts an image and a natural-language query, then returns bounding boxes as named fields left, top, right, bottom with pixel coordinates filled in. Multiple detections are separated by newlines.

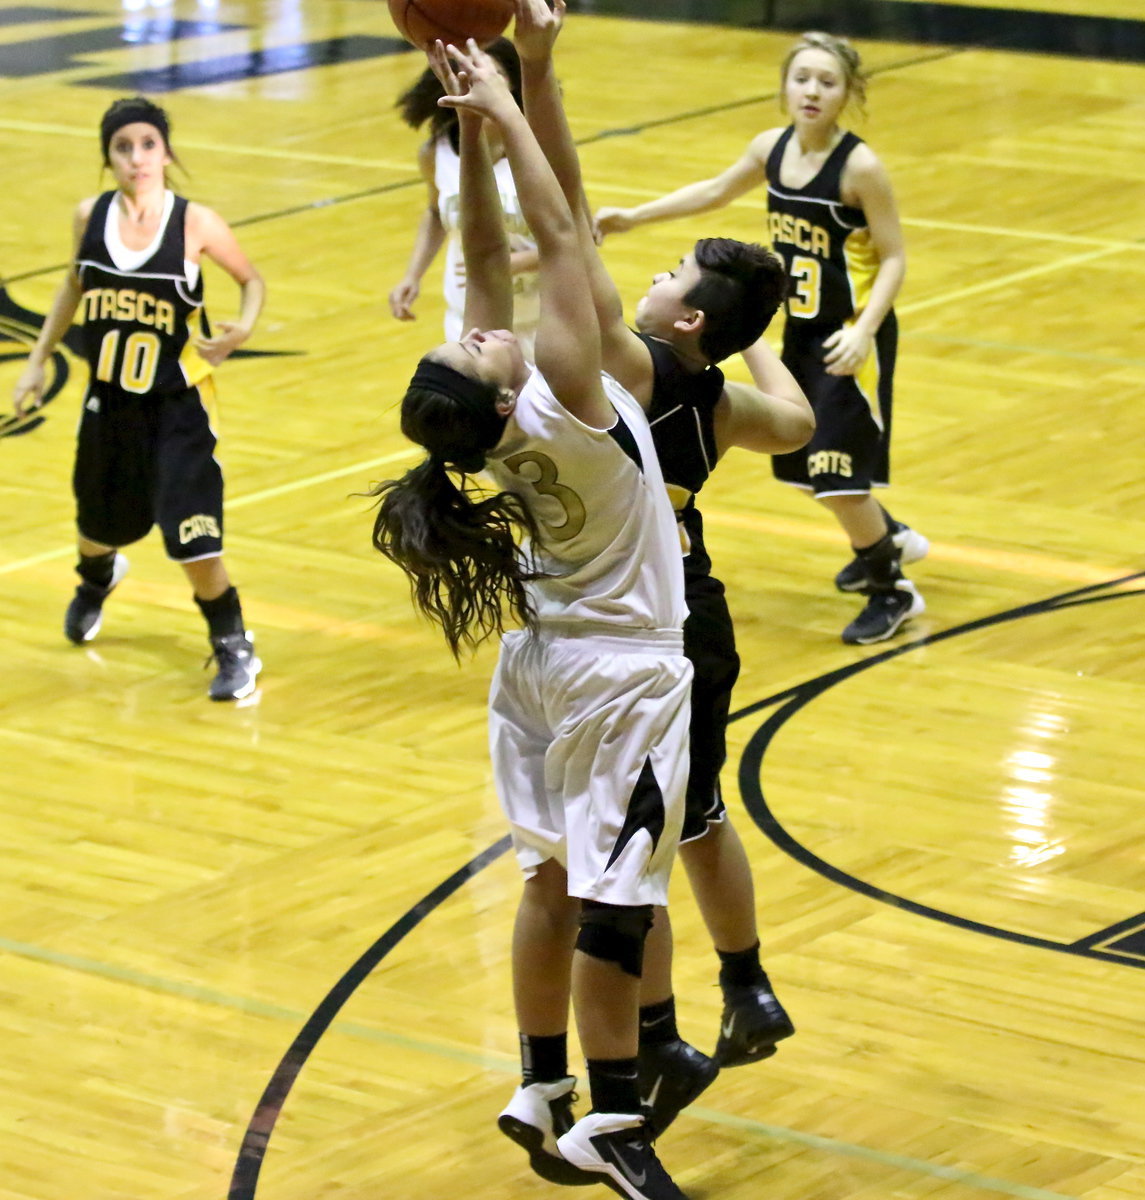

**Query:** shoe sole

left=498, top=1114, right=598, bottom=1187
left=843, top=587, right=926, bottom=646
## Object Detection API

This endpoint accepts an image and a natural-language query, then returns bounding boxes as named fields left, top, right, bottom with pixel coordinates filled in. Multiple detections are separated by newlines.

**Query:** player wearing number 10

left=12, top=96, right=266, bottom=700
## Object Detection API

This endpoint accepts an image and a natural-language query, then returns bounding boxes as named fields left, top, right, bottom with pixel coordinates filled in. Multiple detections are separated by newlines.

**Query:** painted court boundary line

left=0, top=932, right=1079, bottom=1200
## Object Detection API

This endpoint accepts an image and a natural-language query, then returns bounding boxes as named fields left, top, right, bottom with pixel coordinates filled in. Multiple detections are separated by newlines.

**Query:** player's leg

left=638, top=907, right=719, bottom=1136
left=66, top=384, right=144, bottom=644
left=554, top=640, right=692, bottom=1200
left=831, top=315, right=929, bottom=597
left=491, top=637, right=594, bottom=1186
left=679, top=821, right=795, bottom=1067
left=499, top=859, right=595, bottom=1186
left=157, top=381, right=259, bottom=699
left=801, top=360, right=923, bottom=644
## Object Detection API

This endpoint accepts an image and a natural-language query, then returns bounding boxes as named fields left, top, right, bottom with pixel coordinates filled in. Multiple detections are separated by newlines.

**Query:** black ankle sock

left=855, top=531, right=903, bottom=590
left=520, top=1032, right=569, bottom=1084
left=76, top=551, right=116, bottom=589
left=586, top=1057, right=640, bottom=1116
left=638, top=996, right=678, bottom=1046
left=718, top=942, right=769, bottom=990
left=195, top=586, right=244, bottom=639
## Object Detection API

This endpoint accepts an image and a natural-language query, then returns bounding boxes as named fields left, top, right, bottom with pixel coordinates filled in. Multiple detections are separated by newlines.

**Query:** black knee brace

left=575, top=900, right=653, bottom=978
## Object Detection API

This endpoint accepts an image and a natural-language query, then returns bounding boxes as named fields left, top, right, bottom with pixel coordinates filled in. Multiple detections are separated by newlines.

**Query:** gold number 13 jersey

left=765, top=127, right=882, bottom=332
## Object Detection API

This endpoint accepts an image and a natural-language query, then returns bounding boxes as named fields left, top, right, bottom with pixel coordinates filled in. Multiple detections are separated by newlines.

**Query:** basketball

left=388, top=0, right=514, bottom=51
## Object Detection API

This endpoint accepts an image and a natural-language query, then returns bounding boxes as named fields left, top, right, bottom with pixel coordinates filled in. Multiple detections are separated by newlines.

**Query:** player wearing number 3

left=596, top=32, right=928, bottom=645
left=372, top=32, right=694, bottom=1200
left=12, top=96, right=266, bottom=699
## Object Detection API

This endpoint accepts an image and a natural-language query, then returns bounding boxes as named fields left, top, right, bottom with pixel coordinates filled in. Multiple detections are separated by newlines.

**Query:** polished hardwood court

left=1, top=3, right=1144, bottom=1200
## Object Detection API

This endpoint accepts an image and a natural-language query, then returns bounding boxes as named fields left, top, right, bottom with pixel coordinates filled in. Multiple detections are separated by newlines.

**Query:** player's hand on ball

left=512, top=0, right=565, bottom=63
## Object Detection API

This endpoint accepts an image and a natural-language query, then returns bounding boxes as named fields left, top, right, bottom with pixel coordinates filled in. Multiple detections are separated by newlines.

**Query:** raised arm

left=593, top=134, right=774, bottom=240
left=715, top=336, right=814, bottom=456
left=427, top=41, right=513, bottom=335
left=512, top=0, right=651, bottom=397
left=440, top=39, right=609, bottom=427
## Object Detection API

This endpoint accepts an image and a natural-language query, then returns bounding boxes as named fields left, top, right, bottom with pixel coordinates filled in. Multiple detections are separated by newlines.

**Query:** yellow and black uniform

left=73, top=189, right=224, bottom=561
left=639, top=333, right=738, bottom=843
left=765, top=126, right=897, bottom=496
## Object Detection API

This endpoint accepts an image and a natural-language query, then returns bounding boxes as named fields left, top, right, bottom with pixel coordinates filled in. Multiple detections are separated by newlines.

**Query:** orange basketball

left=388, top=0, right=514, bottom=50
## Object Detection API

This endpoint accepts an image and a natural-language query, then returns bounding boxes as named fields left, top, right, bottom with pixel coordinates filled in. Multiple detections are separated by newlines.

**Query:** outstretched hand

left=431, top=39, right=515, bottom=121
left=592, top=206, right=636, bottom=240
left=512, top=0, right=564, bottom=63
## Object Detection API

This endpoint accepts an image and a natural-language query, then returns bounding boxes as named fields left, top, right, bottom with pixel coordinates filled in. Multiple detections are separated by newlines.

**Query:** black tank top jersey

left=76, top=190, right=210, bottom=395
left=765, top=126, right=882, bottom=331
left=636, top=332, right=724, bottom=578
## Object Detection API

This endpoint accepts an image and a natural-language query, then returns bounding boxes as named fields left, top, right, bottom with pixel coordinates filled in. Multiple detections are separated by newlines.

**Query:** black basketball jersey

left=637, top=332, right=724, bottom=578
left=75, top=190, right=210, bottom=396
left=765, top=127, right=882, bottom=331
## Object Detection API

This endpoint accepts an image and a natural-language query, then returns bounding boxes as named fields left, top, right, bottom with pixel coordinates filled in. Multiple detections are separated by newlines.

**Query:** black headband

left=408, top=359, right=505, bottom=472
left=410, top=360, right=495, bottom=415
left=101, top=99, right=171, bottom=162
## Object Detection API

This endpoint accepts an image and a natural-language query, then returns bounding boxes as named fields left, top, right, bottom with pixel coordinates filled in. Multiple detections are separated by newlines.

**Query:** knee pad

left=575, top=901, right=653, bottom=978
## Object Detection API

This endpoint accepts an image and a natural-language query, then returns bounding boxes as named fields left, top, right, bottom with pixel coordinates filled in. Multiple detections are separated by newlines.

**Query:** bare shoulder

left=185, top=200, right=222, bottom=229
left=748, top=126, right=787, bottom=162
left=185, top=200, right=231, bottom=241
left=841, top=139, right=894, bottom=205
left=71, top=196, right=99, bottom=246
left=74, top=196, right=99, bottom=226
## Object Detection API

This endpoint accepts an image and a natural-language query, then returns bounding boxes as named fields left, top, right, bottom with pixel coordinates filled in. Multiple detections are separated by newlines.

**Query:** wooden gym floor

left=0, top=2, right=1143, bottom=1198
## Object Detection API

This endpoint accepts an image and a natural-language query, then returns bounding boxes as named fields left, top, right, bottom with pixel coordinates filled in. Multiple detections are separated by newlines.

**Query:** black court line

left=229, top=575, right=1145, bottom=1195
left=736, top=575, right=1145, bottom=974
left=227, top=835, right=511, bottom=1200
left=1071, top=911, right=1145, bottom=952
left=0, top=42, right=977, bottom=290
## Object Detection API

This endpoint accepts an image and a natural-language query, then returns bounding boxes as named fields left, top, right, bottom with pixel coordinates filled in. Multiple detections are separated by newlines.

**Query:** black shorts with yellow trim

left=73, top=377, right=224, bottom=561
left=772, top=313, right=897, bottom=495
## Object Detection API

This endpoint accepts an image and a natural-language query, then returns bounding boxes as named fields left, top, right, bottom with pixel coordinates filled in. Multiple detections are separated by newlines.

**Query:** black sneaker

left=638, top=1038, right=718, bottom=1137
left=714, top=983, right=796, bottom=1068
left=206, top=631, right=261, bottom=700
left=835, top=520, right=929, bottom=593
left=64, top=553, right=129, bottom=644
left=841, top=581, right=925, bottom=645
left=557, top=1112, right=689, bottom=1200
left=497, top=1076, right=597, bottom=1186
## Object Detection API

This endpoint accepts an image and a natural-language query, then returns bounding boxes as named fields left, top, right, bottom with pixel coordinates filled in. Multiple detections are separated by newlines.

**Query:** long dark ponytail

left=370, top=374, right=545, bottom=657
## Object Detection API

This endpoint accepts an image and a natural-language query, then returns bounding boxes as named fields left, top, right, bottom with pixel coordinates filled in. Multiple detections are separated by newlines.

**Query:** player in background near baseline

left=389, top=37, right=541, bottom=360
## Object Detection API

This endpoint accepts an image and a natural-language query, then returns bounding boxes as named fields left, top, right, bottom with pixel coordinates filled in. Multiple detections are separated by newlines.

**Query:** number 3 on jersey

left=504, top=450, right=586, bottom=543
left=95, top=329, right=161, bottom=393
left=788, top=255, right=822, bottom=319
